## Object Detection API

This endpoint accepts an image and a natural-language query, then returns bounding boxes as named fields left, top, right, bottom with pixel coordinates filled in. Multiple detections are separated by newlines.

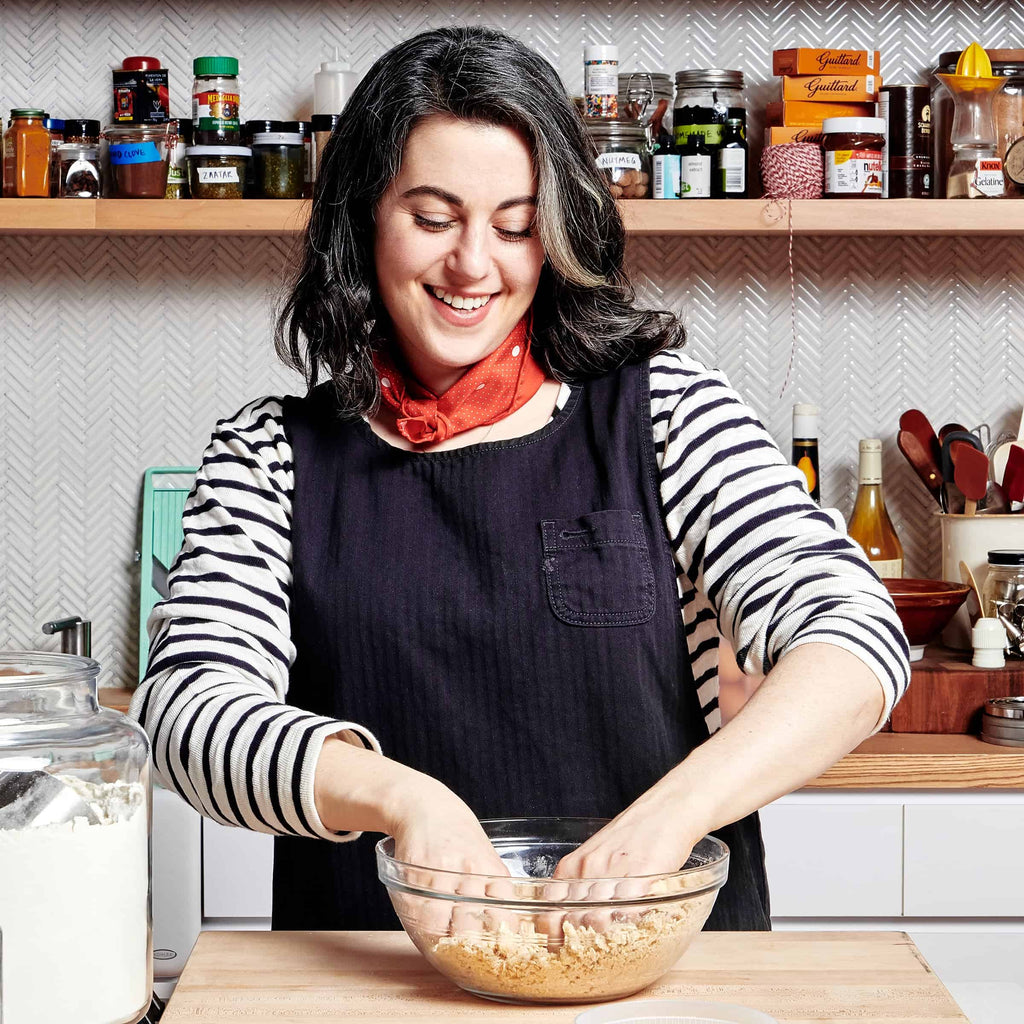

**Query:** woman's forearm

left=665, top=642, right=886, bottom=838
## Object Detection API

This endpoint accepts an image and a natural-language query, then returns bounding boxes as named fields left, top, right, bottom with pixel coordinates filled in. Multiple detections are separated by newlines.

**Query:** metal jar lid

left=987, top=550, right=1024, bottom=566
left=674, top=69, right=744, bottom=90
left=984, top=697, right=1024, bottom=719
left=583, top=117, right=647, bottom=143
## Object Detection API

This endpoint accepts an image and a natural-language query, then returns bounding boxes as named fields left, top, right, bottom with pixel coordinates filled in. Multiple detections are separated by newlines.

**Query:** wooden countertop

left=161, top=929, right=967, bottom=1023
left=100, top=689, right=1024, bottom=788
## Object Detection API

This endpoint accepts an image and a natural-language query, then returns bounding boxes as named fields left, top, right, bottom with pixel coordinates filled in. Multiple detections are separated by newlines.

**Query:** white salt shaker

left=972, top=617, right=1007, bottom=668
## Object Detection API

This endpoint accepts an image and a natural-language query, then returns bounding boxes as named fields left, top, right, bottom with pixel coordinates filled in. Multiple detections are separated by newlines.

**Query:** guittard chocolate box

left=764, top=126, right=824, bottom=146
left=772, top=47, right=881, bottom=76
left=779, top=74, right=881, bottom=103
left=765, top=100, right=877, bottom=128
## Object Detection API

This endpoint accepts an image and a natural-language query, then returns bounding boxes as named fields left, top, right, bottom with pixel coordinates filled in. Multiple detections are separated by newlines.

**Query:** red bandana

left=373, top=316, right=545, bottom=445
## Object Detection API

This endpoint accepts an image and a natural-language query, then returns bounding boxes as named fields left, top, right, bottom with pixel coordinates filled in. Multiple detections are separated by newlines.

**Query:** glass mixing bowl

left=376, top=816, right=728, bottom=1004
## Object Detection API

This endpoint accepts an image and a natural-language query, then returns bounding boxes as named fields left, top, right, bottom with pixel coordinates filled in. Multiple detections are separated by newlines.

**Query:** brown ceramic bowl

left=882, top=578, right=970, bottom=660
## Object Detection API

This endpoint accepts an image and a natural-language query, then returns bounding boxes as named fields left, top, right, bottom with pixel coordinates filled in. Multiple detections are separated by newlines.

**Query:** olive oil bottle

left=847, top=438, right=904, bottom=578
left=792, top=403, right=820, bottom=503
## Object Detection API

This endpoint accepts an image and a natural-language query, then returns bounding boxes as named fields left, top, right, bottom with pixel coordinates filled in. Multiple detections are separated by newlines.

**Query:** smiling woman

left=130, top=24, right=910, bottom=951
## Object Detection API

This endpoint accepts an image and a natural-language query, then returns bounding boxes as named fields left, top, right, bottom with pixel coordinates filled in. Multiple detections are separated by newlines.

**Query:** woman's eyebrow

left=400, top=185, right=536, bottom=210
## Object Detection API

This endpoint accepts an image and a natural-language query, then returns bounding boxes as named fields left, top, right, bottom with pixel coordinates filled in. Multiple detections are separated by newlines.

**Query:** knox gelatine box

left=772, top=48, right=881, bottom=76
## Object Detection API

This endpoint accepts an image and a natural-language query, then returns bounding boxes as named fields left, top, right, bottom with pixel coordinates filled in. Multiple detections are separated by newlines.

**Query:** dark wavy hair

left=276, top=24, right=685, bottom=414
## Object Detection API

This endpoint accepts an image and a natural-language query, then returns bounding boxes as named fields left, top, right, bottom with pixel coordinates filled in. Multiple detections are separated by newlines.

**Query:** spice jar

left=252, top=122, right=305, bottom=199
left=104, top=122, right=171, bottom=198
left=822, top=117, right=885, bottom=198
left=311, top=113, right=340, bottom=183
left=165, top=117, right=193, bottom=199
left=585, top=118, right=651, bottom=198
left=673, top=69, right=745, bottom=149
left=192, top=56, right=240, bottom=144
left=3, top=108, right=51, bottom=197
left=980, top=550, right=1024, bottom=623
left=113, top=55, right=170, bottom=125
left=63, top=118, right=101, bottom=145
left=187, top=144, right=249, bottom=198
left=58, top=143, right=102, bottom=197
left=43, top=117, right=64, bottom=196
left=584, top=45, right=619, bottom=118
left=0, top=652, right=152, bottom=1024
left=242, top=119, right=274, bottom=197
left=294, top=119, right=314, bottom=198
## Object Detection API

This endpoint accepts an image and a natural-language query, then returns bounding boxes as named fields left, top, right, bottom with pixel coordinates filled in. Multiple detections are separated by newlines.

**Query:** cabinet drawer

left=202, top=819, right=275, bottom=919
left=760, top=802, right=903, bottom=917
left=904, top=804, right=1024, bottom=916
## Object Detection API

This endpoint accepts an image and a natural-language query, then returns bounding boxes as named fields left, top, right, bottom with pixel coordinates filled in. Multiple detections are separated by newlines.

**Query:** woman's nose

left=445, top=226, right=492, bottom=280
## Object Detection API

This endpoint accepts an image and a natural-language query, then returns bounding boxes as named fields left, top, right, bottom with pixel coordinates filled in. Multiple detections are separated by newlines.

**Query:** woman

left=129, top=26, right=909, bottom=933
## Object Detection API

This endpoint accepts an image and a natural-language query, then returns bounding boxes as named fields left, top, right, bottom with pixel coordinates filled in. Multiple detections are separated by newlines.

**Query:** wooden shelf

left=2, top=197, right=1024, bottom=236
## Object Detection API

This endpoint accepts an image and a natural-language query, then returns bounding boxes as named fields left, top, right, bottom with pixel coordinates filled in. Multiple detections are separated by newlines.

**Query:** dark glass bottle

left=678, top=131, right=712, bottom=199
left=715, top=117, right=748, bottom=198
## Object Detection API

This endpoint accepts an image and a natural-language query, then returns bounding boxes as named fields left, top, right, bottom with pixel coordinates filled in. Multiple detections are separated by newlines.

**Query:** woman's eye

left=496, top=225, right=535, bottom=242
left=413, top=214, right=455, bottom=231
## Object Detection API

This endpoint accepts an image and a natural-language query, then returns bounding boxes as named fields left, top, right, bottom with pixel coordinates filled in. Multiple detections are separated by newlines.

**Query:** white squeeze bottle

left=314, top=50, right=359, bottom=115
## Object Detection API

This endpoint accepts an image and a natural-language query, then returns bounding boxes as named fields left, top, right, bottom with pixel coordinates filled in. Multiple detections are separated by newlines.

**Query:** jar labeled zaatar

left=186, top=144, right=249, bottom=198
left=104, top=122, right=170, bottom=198
left=252, top=123, right=304, bottom=199
left=585, top=118, right=651, bottom=198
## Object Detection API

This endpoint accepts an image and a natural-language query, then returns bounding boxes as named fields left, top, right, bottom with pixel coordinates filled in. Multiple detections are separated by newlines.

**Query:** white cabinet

left=202, top=819, right=275, bottom=919
left=904, top=803, right=1024, bottom=917
left=760, top=800, right=903, bottom=917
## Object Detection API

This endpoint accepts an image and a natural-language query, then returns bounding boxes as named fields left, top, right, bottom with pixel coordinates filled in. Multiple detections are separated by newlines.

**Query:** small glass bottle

left=715, top=117, right=748, bottom=198
left=3, top=108, right=51, bottom=197
left=58, top=143, right=102, bottom=197
left=792, top=403, right=821, bottom=503
left=192, top=56, right=240, bottom=145
left=848, top=438, right=904, bottom=578
left=678, top=131, right=712, bottom=199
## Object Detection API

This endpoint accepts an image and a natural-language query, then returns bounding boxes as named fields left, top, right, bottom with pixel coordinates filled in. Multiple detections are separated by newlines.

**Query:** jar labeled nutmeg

left=585, top=118, right=651, bottom=198
left=822, top=116, right=885, bottom=198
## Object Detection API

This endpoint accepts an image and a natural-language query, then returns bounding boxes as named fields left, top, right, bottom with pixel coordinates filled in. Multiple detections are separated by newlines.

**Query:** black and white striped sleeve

left=127, top=396, right=381, bottom=842
left=649, top=350, right=910, bottom=734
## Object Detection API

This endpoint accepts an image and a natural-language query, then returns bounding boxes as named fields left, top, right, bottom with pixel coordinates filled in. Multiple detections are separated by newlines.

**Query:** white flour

left=0, top=778, right=150, bottom=1024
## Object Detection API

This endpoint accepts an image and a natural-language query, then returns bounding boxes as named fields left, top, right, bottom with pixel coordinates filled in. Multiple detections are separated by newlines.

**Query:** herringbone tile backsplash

left=1, top=1, right=1023, bottom=687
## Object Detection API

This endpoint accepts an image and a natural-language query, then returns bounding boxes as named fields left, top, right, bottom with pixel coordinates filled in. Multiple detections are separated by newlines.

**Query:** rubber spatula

left=899, top=409, right=942, bottom=471
left=951, top=442, right=989, bottom=515
left=992, top=407, right=1024, bottom=485
left=897, top=428, right=943, bottom=507
left=1003, top=442, right=1024, bottom=505
left=939, top=422, right=969, bottom=445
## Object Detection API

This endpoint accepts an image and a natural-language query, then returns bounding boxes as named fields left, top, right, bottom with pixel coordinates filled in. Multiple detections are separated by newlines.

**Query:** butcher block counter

left=161, top=930, right=967, bottom=1023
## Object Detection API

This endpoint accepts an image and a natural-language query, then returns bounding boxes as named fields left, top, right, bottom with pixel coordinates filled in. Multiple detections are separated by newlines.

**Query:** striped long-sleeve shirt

left=128, top=349, right=910, bottom=842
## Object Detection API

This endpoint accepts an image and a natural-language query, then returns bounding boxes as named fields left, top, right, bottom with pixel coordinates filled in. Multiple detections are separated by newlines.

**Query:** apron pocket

left=541, top=509, right=656, bottom=626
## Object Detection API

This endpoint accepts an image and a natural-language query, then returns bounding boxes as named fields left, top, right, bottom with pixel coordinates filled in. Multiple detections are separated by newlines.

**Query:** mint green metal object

left=138, top=467, right=198, bottom=683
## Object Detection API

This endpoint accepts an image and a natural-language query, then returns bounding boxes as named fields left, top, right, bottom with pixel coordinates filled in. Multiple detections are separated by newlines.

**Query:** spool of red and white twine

left=759, top=143, right=823, bottom=396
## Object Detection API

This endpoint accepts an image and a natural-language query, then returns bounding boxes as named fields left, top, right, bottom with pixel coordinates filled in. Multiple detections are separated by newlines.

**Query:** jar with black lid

left=293, top=119, right=313, bottom=197
left=311, top=113, right=340, bottom=183
left=585, top=118, right=651, bottom=198
left=63, top=119, right=101, bottom=144
left=673, top=69, right=745, bottom=150
left=242, top=119, right=275, bottom=196
left=932, top=49, right=1024, bottom=197
left=980, top=550, right=1024, bottom=622
left=822, top=116, right=885, bottom=198
left=252, top=120, right=305, bottom=199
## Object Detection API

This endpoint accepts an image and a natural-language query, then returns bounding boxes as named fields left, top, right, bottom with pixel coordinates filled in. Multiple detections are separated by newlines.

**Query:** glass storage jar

left=673, top=69, right=745, bottom=148
left=192, top=55, right=240, bottom=145
left=252, top=121, right=305, bottom=199
left=0, top=652, right=152, bottom=1024
left=187, top=144, right=250, bottom=198
left=3, top=108, right=51, bottom=197
left=58, top=142, right=102, bottom=197
left=585, top=118, right=651, bottom=198
left=932, top=49, right=1024, bottom=197
left=618, top=72, right=674, bottom=133
left=980, top=549, right=1024, bottom=621
left=104, top=122, right=171, bottom=197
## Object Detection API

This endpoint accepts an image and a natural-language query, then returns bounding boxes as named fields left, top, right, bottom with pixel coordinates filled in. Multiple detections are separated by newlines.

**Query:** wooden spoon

left=951, top=442, right=989, bottom=515
left=896, top=428, right=943, bottom=507
left=959, top=559, right=984, bottom=617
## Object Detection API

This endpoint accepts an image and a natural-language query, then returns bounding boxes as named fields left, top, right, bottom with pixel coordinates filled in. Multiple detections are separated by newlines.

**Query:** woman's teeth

left=431, top=287, right=492, bottom=310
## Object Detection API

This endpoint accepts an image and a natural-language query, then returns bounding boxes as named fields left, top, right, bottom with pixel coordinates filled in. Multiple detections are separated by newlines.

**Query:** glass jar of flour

left=0, top=652, right=151, bottom=1024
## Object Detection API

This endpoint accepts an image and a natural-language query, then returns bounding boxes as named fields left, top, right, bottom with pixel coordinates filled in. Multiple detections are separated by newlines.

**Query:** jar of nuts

left=585, top=118, right=652, bottom=198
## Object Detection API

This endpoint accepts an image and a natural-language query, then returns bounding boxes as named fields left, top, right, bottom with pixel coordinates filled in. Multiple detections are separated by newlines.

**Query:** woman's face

left=373, top=115, right=546, bottom=394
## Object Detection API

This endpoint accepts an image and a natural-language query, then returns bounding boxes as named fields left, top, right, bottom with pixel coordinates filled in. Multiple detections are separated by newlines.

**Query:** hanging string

left=759, top=143, right=823, bottom=397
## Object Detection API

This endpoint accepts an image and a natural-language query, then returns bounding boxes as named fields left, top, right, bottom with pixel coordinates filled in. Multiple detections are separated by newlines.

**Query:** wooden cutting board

left=161, top=929, right=967, bottom=1023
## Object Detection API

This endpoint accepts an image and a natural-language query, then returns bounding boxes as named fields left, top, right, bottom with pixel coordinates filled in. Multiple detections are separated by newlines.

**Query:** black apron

left=275, top=360, right=770, bottom=931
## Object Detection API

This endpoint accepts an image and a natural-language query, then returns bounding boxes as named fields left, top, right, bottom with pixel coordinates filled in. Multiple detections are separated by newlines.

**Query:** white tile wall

left=2, top=1, right=1023, bottom=688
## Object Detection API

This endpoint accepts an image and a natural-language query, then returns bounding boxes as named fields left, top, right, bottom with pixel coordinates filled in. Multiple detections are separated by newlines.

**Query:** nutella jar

left=822, top=116, right=885, bottom=198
